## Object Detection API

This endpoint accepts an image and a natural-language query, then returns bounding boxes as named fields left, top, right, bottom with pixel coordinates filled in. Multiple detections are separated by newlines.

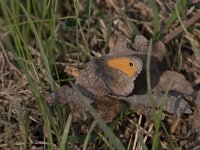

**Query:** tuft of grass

left=19, top=2, right=56, bottom=91
left=0, top=1, right=63, bottom=149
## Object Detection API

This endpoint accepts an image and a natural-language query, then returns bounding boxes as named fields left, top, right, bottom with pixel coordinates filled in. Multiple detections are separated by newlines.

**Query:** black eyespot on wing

left=129, top=62, right=133, bottom=66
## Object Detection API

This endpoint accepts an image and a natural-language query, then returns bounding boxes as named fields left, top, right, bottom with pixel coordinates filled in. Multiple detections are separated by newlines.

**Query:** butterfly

left=75, top=35, right=143, bottom=98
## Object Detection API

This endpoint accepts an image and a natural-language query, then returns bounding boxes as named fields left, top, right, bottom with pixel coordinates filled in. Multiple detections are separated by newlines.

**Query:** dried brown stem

left=163, top=11, right=200, bottom=44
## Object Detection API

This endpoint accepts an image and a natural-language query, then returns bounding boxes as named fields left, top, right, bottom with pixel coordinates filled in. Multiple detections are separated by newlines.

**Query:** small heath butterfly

left=75, top=36, right=143, bottom=99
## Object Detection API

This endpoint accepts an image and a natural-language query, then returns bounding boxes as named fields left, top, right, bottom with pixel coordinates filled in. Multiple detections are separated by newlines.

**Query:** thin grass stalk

left=59, top=114, right=72, bottom=150
left=73, top=0, right=91, bottom=58
left=149, top=0, right=159, bottom=40
left=83, top=121, right=97, bottom=150
left=146, top=39, right=160, bottom=149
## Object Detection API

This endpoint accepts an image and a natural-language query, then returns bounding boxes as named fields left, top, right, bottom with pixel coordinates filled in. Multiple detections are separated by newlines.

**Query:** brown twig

left=163, top=11, right=200, bottom=44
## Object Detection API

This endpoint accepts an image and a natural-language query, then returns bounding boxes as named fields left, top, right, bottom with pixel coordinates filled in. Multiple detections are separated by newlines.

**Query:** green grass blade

left=152, top=80, right=173, bottom=150
left=146, top=39, right=156, bottom=113
left=23, top=108, right=30, bottom=150
left=72, top=85, right=125, bottom=150
left=87, top=103, right=125, bottom=150
left=60, top=114, right=72, bottom=150
left=161, top=122, right=178, bottom=149
left=138, top=134, right=148, bottom=150
left=83, top=121, right=97, bottom=150
left=73, top=0, right=91, bottom=58
left=149, top=0, right=159, bottom=40
left=146, top=39, right=161, bottom=149
left=105, top=17, right=113, bottom=49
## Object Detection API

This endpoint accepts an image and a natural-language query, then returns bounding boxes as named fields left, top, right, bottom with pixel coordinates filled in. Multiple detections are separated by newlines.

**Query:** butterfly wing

left=75, top=58, right=110, bottom=99
left=95, top=56, right=142, bottom=96
left=99, top=67, right=135, bottom=96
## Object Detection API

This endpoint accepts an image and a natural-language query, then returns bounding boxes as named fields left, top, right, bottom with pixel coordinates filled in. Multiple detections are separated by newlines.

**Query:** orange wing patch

left=107, top=58, right=137, bottom=78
